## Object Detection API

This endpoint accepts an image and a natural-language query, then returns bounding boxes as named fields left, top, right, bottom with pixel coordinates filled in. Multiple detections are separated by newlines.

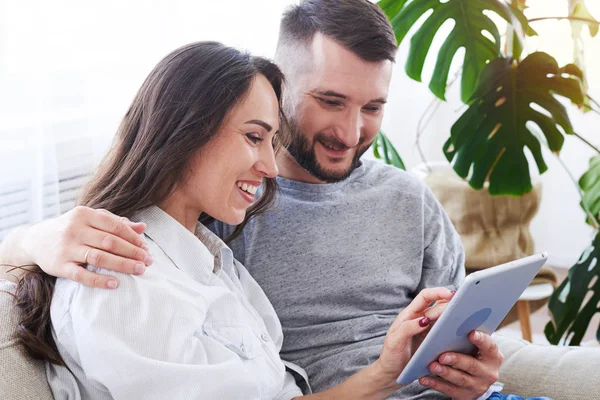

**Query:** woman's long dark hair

left=13, top=41, right=287, bottom=365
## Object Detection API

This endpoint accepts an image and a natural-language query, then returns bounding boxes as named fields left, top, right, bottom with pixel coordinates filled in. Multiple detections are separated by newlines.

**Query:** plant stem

left=573, top=132, right=600, bottom=155
left=555, top=154, right=600, bottom=230
left=588, top=94, right=600, bottom=110
left=528, top=16, right=600, bottom=25
left=415, top=96, right=443, bottom=172
left=415, top=68, right=462, bottom=171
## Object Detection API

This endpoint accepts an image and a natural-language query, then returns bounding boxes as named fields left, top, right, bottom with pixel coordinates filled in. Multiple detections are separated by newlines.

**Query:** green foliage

left=377, top=0, right=600, bottom=346
left=579, top=155, right=600, bottom=227
left=379, top=0, right=532, bottom=103
left=373, top=132, right=406, bottom=170
left=444, top=52, right=584, bottom=196
left=546, top=232, right=600, bottom=345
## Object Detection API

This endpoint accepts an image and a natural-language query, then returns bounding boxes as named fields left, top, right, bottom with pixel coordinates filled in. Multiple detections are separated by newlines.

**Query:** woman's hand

left=374, top=287, right=455, bottom=387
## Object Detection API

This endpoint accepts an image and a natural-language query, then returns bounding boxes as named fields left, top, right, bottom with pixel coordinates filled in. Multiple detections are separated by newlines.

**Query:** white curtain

left=0, top=0, right=294, bottom=240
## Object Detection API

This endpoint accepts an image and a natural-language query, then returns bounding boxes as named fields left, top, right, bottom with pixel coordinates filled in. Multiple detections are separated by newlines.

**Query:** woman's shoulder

left=51, top=241, right=205, bottom=325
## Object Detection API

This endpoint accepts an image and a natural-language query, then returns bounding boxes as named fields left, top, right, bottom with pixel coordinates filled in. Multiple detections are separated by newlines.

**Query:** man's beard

left=286, top=118, right=371, bottom=183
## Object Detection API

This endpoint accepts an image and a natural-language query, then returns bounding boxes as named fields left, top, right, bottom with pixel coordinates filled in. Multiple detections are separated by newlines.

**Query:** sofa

left=2, top=278, right=600, bottom=399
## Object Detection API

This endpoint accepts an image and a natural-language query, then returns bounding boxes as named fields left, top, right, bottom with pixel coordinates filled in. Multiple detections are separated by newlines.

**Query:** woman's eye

left=245, top=133, right=263, bottom=144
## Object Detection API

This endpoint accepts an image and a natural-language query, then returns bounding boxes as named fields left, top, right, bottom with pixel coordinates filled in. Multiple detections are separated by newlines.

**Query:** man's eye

left=364, top=105, right=381, bottom=113
left=319, top=98, right=341, bottom=107
left=245, top=133, right=263, bottom=144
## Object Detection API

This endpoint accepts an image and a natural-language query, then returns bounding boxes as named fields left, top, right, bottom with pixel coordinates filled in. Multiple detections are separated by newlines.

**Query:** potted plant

left=371, top=0, right=600, bottom=344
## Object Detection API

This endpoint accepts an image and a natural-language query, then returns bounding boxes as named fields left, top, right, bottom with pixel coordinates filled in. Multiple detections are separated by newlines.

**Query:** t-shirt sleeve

left=417, top=186, right=466, bottom=292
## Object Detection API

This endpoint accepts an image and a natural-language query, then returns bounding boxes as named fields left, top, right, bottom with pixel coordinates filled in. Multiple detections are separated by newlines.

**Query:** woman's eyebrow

left=245, top=119, right=273, bottom=132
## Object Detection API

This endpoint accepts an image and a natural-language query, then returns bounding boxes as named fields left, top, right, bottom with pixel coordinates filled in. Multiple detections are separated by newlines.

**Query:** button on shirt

left=46, top=206, right=308, bottom=400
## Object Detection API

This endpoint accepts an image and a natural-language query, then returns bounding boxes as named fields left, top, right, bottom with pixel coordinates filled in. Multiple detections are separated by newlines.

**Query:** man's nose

left=338, top=109, right=363, bottom=148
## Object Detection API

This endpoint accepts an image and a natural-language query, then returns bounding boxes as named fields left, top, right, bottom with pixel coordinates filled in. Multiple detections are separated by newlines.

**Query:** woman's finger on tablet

left=423, top=301, right=449, bottom=321
left=401, top=287, right=454, bottom=320
left=378, top=316, right=435, bottom=379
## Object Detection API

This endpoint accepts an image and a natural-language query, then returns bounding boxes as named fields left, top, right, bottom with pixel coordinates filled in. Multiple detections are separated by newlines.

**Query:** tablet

left=396, top=252, right=548, bottom=385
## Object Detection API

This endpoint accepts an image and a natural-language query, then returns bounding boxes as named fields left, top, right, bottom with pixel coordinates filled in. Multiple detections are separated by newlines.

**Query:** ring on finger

left=84, top=248, right=92, bottom=265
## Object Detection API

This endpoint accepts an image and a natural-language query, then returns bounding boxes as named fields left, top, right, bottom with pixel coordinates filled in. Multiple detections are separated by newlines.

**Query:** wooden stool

left=516, top=283, right=555, bottom=342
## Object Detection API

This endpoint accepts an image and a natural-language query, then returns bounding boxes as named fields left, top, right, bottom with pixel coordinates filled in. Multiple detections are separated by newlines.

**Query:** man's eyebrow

left=314, top=90, right=347, bottom=99
left=244, top=119, right=273, bottom=132
left=314, top=90, right=387, bottom=104
left=370, top=98, right=387, bottom=104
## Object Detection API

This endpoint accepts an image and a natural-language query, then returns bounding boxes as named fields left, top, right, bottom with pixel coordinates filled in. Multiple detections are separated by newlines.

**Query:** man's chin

left=312, top=159, right=355, bottom=183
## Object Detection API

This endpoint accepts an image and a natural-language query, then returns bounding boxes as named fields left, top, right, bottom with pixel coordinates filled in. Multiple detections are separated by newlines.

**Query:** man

left=2, top=1, right=510, bottom=399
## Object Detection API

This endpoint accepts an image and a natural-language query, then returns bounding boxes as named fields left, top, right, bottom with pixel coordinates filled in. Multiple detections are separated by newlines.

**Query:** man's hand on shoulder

left=419, top=331, right=503, bottom=400
left=23, top=206, right=152, bottom=288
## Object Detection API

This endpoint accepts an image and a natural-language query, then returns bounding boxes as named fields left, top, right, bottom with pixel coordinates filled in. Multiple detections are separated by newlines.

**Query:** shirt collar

left=131, top=206, right=224, bottom=283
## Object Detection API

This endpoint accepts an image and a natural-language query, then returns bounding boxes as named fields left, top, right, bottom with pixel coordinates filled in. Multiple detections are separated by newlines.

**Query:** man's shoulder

left=359, top=159, right=429, bottom=194
left=206, top=219, right=236, bottom=241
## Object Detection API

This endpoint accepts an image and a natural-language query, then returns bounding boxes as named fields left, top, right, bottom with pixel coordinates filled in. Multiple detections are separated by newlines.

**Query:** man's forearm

left=0, top=224, right=36, bottom=268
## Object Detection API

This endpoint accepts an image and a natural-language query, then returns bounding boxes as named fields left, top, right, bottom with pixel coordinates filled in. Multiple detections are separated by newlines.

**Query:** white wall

left=2, top=0, right=598, bottom=266
left=0, top=0, right=295, bottom=164
left=0, top=0, right=296, bottom=233
left=379, top=0, right=600, bottom=267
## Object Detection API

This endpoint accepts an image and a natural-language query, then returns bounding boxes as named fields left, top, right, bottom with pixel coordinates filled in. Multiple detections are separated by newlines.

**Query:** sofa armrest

left=494, top=333, right=600, bottom=400
left=0, top=280, right=54, bottom=399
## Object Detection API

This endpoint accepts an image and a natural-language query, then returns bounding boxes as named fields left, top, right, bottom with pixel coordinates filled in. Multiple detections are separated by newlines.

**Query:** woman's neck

left=158, top=196, right=201, bottom=233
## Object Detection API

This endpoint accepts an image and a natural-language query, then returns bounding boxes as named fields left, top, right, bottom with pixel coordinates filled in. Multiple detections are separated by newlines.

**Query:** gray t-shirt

left=209, top=158, right=466, bottom=399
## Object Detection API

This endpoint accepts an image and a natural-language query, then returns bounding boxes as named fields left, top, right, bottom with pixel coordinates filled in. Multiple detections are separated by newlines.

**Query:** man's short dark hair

left=276, top=0, right=397, bottom=63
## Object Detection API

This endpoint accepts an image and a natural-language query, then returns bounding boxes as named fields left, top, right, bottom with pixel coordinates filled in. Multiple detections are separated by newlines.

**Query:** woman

left=12, top=42, right=454, bottom=399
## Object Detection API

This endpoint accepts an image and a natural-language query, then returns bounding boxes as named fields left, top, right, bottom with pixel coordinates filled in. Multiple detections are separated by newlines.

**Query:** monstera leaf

left=569, top=0, right=599, bottom=111
left=443, top=52, right=585, bottom=196
left=373, top=131, right=406, bottom=170
left=570, top=1, right=599, bottom=38
left=378, top=0, right=534, bottom=103
left=579, top=155, right=600, bottom=227
left=546, top=232, right=600, bottom=345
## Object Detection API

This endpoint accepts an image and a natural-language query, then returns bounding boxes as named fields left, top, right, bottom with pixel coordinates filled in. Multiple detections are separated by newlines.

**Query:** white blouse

left=46, top=206, right=309, bottom=400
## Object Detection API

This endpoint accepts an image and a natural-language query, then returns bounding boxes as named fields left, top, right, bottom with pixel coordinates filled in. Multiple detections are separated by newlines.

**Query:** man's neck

left=276, top=150, right=326, bottom=184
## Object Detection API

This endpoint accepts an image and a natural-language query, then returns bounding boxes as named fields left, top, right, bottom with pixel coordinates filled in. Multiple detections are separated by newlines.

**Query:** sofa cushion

left=0, top=279, right=54, bottom=399
left=495, top=333, right=600, bottom=400
left=2, top=277, right=600, bottom=400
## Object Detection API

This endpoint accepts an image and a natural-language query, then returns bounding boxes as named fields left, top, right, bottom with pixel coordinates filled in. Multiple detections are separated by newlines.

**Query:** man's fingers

left=78, top=246, right=147, bottom=276
left=87, top=209, right=146, bottom=248
left=437, top=353, right=482, bottom=377
left=438, top=346, right=500, bottom=383
left=428, top=360, right=478, bottom=388
left=62, top=262, right=119, bottom=289
left=128, top=221, right=147, bottom=234
left=80, top=229, right=151, bottom=265
left=469, top=331, right=503, bottom=364
left=98, top=208, right=147, bottom=235
left=419, top=375, right=467, bottom=399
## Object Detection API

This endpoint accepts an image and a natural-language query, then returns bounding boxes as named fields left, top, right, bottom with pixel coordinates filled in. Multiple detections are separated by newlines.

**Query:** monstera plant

left=375, top=0, right=600, bottom=345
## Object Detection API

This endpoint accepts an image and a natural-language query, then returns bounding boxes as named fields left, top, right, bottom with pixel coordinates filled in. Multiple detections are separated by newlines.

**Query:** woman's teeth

left=237, top=182, right=258, bottom=195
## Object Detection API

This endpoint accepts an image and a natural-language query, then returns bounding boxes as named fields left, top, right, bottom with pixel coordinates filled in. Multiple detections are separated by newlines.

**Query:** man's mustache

left=314, top=133, right=367, bottom=151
